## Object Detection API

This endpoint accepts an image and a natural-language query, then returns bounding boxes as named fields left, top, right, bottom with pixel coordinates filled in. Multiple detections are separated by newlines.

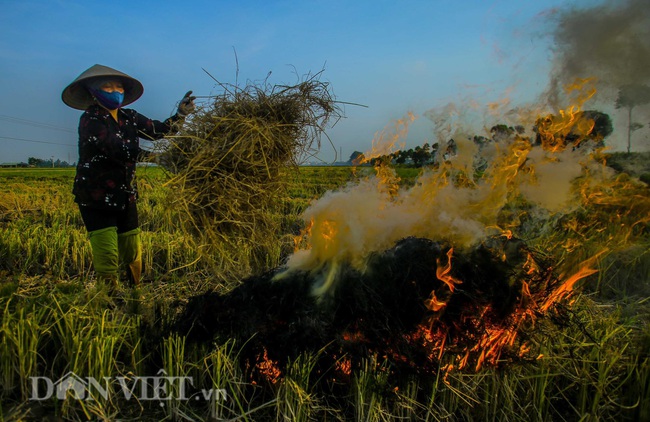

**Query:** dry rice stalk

left=156, top=71, right=341, bottom=281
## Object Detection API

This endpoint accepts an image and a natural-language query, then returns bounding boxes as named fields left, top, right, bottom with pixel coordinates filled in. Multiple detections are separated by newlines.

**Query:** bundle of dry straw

left=157, top=71, right=341, bottom=279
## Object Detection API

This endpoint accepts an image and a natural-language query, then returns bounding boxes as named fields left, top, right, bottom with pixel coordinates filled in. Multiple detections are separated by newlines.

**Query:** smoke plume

left=279, top=0, right=642, bottom=296
left=545, top=0, right=650, bottom=106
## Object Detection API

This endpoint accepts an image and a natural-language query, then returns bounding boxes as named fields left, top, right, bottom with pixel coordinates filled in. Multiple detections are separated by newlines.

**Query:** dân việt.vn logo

left=29, top=369, right=227, bottom=404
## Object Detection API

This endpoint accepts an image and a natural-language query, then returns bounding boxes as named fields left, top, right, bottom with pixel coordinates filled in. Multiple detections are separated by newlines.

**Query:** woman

left=62, top=64, right=195, bottom=287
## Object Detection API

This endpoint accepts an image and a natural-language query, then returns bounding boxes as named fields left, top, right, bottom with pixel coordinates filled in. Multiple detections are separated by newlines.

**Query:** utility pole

left=51, top=156, right=54, bottom=168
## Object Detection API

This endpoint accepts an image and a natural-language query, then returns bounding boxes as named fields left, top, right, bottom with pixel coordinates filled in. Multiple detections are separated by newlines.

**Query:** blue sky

left=0, top=0, right=627, bottom=164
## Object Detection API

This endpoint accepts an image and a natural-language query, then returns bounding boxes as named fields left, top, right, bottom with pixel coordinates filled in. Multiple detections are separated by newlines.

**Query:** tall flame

left=435, top=248, right=462, bottom=292
left=358, top=112, right=417, bottom=165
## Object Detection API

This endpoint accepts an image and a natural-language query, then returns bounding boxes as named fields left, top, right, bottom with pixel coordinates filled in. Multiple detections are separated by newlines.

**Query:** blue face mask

left=91, top=88, right=125, bottom=110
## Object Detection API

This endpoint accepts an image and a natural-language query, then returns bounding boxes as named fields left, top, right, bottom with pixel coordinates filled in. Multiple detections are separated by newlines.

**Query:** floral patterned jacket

left=73, top=104, right=179, bottom=210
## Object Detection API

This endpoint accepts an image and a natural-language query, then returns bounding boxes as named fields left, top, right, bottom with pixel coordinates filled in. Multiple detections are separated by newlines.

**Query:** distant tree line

left=27, top=157, right=75, bottom=168
left=349, top=110, right=613, bottom=168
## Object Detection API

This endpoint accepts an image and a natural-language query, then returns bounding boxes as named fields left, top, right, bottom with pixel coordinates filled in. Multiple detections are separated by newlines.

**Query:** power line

left=0, top=135, right=76, bottom=147
left=0, top=114, right=75, bottom=133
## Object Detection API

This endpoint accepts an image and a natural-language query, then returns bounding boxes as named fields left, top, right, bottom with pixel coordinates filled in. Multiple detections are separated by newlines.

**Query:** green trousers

left=88, top=227, right=142, bottom=285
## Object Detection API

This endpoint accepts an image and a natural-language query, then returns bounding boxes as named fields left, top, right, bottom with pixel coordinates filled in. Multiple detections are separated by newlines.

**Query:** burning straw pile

left=170, top=235, right=568, bottom=384
left=158, top=72, right=341, bottom=278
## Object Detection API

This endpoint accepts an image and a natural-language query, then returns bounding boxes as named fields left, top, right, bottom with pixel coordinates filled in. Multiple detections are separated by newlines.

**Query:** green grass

left=0, top=164, right=648, bottom=421
left=0, top=167, right=76, bottom=179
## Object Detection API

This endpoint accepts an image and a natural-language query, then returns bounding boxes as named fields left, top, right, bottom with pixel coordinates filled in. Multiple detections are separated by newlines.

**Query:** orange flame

left=436, top=248, right=462, bottom=292
left=425, top=291, right=447, bottom=312
left=335, top=357, right=352, bottom=376
left=536, top=78, right=598, bottom=152
left=523, top=254, right=539, bottom=276
left=294, top=218, right=314, bottom=252
left=342, top=330, right=366, bottom=343
left=541, top=250, right=605, bottom=311
left=255, top=348, right=281, bottom=384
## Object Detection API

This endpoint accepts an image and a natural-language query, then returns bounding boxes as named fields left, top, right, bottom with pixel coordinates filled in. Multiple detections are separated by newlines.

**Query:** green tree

left=615, top=84, right=650, bottom=153
left=490, top=124, right=515, bottom=142
left=580, top=110, right=612, bottom=147
left=412, top=143, right=431, bottom=167
left=27, top=157, right=43, bottom=167
left=394, top=150, right=408, bottom=165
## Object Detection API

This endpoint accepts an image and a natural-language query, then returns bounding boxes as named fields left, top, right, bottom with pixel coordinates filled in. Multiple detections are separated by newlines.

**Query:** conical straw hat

left=61, top=64, right=144, bottom=110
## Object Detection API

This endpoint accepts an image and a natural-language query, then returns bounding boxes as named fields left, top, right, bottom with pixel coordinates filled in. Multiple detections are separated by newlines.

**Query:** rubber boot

left=118, top=228, right=142, bottom=286
left=88, top=227, right=119, bottom=291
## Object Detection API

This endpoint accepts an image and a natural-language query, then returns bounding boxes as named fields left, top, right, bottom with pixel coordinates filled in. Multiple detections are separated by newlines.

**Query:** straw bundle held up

left=157, top=71, right=341, bottom=279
